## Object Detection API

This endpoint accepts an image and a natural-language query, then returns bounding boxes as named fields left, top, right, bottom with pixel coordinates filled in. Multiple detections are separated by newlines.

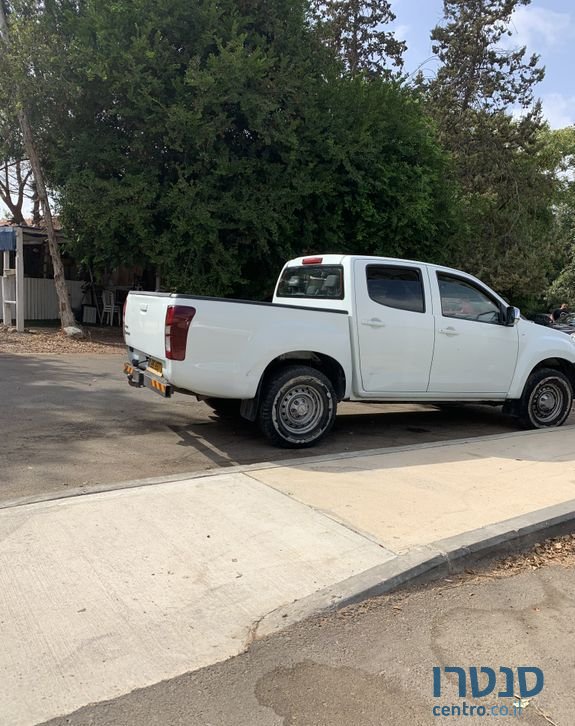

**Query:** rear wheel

left=258, top=365, right=337, bottom=448
left=517, top=368, right=573, bottom=429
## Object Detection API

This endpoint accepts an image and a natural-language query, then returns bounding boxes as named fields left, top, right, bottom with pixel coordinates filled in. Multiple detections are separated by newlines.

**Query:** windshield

left=276, top=265, right=344, bottom=299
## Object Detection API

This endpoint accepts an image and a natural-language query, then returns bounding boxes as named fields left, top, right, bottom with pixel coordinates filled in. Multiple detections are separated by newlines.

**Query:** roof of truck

left=285, top=254, right=467, bottom=277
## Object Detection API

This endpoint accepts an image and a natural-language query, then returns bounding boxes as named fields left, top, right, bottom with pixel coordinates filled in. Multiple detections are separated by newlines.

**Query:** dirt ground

left=0, top=324, right=124, bottom=354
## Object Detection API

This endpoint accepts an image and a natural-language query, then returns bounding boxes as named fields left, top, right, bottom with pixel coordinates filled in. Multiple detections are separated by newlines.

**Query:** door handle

left=361, top=318, right=385, bottom=328
left=438, top=327, right=459, bottom=337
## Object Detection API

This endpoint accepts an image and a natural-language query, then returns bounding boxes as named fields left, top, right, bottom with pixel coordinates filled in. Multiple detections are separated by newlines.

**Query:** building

left=0, top=223, right=84, bottom=330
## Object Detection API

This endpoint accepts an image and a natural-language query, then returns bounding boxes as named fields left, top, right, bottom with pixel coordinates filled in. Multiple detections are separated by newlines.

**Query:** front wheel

left=517, top=368, right=573, bottom=429
left=258, top=365, right=337, bottom=448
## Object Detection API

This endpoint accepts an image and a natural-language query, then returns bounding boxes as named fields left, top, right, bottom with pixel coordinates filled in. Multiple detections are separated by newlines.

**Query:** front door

left=428, top=272, right=519, bottom=393
left=354, top=261, right=435, bottom=393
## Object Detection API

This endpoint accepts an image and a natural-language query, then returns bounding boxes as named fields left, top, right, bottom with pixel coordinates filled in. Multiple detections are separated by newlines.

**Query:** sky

left=391, top=0, right=575, bottom=128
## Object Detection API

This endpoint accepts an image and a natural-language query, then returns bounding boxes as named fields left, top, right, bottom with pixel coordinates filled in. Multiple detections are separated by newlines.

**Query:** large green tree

left=0, top=0, right=79, bottom=330
left=544, top=126, right=575, bottom=307
left=421, top=0, right=561, bottom=303
left=5, top=0, right=459, bottom=298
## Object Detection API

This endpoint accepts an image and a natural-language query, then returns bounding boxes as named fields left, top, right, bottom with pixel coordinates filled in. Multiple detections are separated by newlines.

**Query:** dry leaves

left=462, top=534, right=575, bottom=584
left=0, top=325, right=124, bottom=355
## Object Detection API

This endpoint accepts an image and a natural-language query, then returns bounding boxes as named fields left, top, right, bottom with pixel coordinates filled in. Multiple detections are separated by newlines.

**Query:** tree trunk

left=18, top=111, right=78, bottom=329
left=0, top=3, right=81, bottom=334
left=31, top=180, right=41, bottom=226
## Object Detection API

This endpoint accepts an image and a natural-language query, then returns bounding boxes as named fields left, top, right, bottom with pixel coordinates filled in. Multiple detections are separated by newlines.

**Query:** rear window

left=276, top=265, right=344, bottom=299
left=366, top=265, right=425, bottom=313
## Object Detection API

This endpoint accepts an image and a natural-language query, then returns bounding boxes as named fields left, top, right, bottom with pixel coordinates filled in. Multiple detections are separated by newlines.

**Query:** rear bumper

left=123, top=362, right=173, bottom=398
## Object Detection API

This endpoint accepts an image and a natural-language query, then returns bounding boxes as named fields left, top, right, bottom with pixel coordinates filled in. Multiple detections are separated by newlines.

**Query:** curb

left=256, top=497, right=575, bottom=639
left=0, top=426, right=567, bottom=510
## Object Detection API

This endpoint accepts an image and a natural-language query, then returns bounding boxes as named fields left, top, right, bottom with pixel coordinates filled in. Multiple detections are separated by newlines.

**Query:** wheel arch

left=504, top=357, right=575, bottom=417
left=241, top=351, right=347, bottom=423
left=527, top=358, right=575, bottom=391
left=261, top=351, right=347, bottom=400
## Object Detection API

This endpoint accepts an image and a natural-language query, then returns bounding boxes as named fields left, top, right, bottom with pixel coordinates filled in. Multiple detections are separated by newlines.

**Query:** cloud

left=513, top=93, right=575, bottom=128
left=540, top=92, right=575, bottom=129
left=392, top=23, right=410, bottom=42
left=506, top=6, right=574, bottom=50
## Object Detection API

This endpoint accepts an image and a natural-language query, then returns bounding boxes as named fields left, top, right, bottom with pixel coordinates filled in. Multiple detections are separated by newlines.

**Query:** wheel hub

left=531, top=381, right=564, bottom=423
left=278, top=385, right=324, bottom=435
left=290, top=396, right=310, bottom=418
left=538, top=391, right=556, bottom=413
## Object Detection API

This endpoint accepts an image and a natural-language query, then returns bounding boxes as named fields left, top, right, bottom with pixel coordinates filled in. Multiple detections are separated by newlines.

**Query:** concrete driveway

left=0, top=352, right=571, bottom=505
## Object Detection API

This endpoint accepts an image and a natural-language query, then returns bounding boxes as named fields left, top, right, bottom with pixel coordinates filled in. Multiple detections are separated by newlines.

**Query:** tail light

left=302, top=256, right=323, bottom=265
left=165, top=305, right=196, bottom=361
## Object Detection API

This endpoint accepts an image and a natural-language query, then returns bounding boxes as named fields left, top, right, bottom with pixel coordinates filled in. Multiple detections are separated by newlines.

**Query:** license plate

left=147, top=358, right=163, bottom=376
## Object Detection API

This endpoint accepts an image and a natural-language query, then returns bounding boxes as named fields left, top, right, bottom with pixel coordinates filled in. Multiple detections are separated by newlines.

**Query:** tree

left=26, top=0, right=458, bottom=299
left=0, top=0, right=80, bottom=332
left=0, top=159, right=31, bottom=224
left=420, top=0, right=561, bottom=303
left=311, top=0, right=405, bottom=77
left=544, top=127, right=575, bottom=307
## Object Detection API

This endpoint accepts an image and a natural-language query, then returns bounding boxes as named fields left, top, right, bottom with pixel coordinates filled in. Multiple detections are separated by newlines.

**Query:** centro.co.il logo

left=432, top=666, right=544, bottom=718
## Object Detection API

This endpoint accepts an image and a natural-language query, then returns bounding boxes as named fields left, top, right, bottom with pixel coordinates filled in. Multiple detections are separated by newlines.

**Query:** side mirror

left=505, top=305, right=521, bottom=326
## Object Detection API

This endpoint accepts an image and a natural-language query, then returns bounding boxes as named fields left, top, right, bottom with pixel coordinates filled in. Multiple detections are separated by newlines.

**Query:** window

left=366, top=265, right=425, bottom=313
left=437, top=273, right=501, bottom=324
left=276, top=265, right=344, bottom=299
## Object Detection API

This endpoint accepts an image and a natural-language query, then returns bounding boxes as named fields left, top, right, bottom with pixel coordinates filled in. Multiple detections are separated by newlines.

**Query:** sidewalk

left=1, top=428, right=575, bottom=726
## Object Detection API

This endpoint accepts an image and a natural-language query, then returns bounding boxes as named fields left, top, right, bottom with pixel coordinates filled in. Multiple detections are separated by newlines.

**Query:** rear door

left=354, top=260, right=435, bottom=393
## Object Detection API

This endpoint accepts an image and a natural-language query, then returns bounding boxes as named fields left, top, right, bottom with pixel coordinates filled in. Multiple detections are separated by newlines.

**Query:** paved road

left=41, top=559, right=574, bottom=726
left=0, top=352, right=571, bottom=504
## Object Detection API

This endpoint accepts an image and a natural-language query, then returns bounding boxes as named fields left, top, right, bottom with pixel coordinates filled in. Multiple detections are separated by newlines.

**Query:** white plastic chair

left=100, top=289, right=121, bottom=326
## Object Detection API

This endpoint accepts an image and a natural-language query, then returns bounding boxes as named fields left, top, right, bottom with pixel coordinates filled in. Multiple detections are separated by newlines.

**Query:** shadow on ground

left=1, top=352, right=571, bottom=503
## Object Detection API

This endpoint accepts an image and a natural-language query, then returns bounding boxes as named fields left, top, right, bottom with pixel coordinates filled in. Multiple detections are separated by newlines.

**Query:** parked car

left=554, top=317, right=575, bottom=336
left=531, top=312, right=554, bottom=327
left=531, top=311, right=575, bottom=336
left=123, top=255, right=575, bottom=447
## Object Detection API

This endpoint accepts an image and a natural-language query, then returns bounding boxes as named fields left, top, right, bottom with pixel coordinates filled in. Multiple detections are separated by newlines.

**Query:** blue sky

left=391, top=0, right=575, bottom=128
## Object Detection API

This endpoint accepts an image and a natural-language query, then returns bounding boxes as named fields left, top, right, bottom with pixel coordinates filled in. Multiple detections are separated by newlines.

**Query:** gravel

left=0, top=325, right=124, bottom=354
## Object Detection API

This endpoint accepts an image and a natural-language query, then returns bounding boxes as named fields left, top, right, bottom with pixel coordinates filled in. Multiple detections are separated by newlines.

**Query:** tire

left=517, top=368, right=573, bottom=429
left=204, top=398, right=241, bottom=418
left=258, top=365, right=337, bottom=448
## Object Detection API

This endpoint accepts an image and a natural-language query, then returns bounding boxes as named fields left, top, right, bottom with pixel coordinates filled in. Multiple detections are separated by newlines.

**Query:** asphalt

left=1, top=426, right=575, bottom=726
left=40, top=560, right=575, bottom=726
left=0, top=352, right=536, bottom=504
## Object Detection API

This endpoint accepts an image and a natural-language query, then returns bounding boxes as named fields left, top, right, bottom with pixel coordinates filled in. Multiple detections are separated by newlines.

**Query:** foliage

left=0, top=0, right=80, bottom=330
left=420, top=0, right=563, bottom=303
left=544, top=127, right=575, bottom=307
left=310, top=0, right=405, bottom=78
left=0, top=60, right=29, bottom=222
left=5, top=0, right=458, bottom=298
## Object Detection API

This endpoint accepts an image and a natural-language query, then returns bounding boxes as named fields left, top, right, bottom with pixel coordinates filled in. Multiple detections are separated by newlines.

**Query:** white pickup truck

left=123, top=254, right=575, bottom=447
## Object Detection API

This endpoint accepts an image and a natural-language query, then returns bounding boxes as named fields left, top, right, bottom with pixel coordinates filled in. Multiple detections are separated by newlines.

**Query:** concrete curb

left=256, top=497, right=575, bottom=639
left=1, top=426, right=568, bottom=510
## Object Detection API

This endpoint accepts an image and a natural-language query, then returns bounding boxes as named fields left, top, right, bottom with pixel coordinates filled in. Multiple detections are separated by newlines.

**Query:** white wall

left=0, top=278, right=84, bottom=321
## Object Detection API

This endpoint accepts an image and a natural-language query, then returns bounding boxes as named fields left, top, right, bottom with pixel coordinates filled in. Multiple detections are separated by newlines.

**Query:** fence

left=0, top=278, right=84, bottom=321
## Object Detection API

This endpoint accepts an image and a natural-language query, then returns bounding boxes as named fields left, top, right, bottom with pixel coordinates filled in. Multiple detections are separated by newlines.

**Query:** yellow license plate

left=147, top=358, right=163, bottom=376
